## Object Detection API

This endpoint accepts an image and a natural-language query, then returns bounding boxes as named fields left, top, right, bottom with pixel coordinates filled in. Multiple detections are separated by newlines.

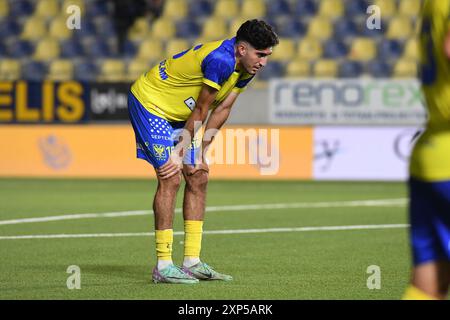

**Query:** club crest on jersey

left=152, top=144, right=167, bottom=160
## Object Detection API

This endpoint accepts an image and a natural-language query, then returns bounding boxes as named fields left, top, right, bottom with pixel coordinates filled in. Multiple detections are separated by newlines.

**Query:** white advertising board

left=313, top=126, right=422, bottom=181
left=269, top=79, right=427, bottom=125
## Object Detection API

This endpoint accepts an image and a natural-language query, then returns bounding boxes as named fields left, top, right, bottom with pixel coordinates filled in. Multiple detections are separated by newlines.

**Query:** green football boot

left=152, top=264, right=199, bottom=284
left=182, top=262, right=233, bottom=281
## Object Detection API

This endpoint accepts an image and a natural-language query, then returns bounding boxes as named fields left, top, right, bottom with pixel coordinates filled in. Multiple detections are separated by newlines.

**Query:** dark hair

left=236, top=19, right=279, bottom=50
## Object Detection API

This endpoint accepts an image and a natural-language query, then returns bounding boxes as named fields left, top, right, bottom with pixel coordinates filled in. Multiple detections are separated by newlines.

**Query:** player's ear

left=237, top=42, right=247, bottom=57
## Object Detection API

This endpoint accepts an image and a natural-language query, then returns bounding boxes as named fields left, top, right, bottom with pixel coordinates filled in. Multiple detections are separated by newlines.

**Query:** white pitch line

left=0, top=224, right=409, bottom=240
left=0, top=210, right=151, bottom=226
left=0, top=198, right=407, bottom=226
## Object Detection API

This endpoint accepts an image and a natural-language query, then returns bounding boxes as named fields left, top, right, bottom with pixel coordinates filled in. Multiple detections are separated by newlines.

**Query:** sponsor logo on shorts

left=152, top=144, right=167, bottom=161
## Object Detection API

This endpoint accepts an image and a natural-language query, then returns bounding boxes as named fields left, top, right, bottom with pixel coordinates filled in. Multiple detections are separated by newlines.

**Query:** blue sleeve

left=201, top=49, right=234, bottom=89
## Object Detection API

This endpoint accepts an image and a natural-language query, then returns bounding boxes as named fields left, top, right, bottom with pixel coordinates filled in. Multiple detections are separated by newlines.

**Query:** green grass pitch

left=0, top=178, right=412, bottom=299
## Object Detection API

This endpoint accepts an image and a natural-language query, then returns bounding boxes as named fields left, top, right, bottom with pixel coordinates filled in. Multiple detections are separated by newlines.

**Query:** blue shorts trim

left=127, top=91, right=199, bottom=168
left=409, top=177, right=450, bottom=265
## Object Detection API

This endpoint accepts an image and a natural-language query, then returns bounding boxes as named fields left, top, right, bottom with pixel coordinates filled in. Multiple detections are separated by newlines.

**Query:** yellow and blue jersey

left=131, top=37, right=254, bottom=122
left=409, top=0, right=450, bottom=181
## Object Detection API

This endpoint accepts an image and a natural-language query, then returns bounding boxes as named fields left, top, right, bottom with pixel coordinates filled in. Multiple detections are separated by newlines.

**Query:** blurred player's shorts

left=409, top=177, right=450, bottom=265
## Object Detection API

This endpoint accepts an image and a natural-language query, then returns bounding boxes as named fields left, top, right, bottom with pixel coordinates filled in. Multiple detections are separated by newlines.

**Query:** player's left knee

left=186, top=170, right=209, bottom=192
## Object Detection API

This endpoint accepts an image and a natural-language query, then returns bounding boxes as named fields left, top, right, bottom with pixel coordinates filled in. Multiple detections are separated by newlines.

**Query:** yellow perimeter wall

left=0, top=125, right=313, bottom=179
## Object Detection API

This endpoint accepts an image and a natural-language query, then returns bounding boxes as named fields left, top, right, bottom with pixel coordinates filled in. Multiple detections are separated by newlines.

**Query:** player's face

left=239, top=43, right=273, bottom=75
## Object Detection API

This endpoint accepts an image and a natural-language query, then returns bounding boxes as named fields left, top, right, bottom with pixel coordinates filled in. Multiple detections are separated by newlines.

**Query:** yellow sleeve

left=202, top=78, right=221, bottom=90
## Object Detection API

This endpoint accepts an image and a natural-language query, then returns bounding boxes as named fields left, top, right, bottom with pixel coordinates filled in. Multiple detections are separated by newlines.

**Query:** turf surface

left=0, top=178, right=412, bottom=299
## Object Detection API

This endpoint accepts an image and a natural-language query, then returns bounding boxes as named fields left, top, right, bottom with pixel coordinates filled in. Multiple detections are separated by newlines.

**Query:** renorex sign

left=269, top=79, right=427, bottom=125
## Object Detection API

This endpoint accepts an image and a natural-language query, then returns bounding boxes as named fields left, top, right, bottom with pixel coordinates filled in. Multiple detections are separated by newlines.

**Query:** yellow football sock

left=184, top=220, right=203, bottom=258
left=155, top=229, right=173, bottom=261
left=402, top=285, right=436, bottom=300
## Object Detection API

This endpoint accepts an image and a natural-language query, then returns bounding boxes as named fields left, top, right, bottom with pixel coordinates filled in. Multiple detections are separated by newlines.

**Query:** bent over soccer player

left=128, top=20, right=279, bottom=284
left=402, top=0, right=450, bottom=300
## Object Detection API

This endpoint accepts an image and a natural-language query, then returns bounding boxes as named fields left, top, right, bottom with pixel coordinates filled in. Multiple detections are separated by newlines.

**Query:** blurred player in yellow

left=128, top=20, right=279, bottom=284
left=403, top=0, right=450, bottom=300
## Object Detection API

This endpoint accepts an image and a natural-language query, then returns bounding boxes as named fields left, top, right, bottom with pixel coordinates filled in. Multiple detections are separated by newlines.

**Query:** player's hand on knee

left=157, top=161, right=181, bottom=179
left=157, top=157, right=182, bottom=179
